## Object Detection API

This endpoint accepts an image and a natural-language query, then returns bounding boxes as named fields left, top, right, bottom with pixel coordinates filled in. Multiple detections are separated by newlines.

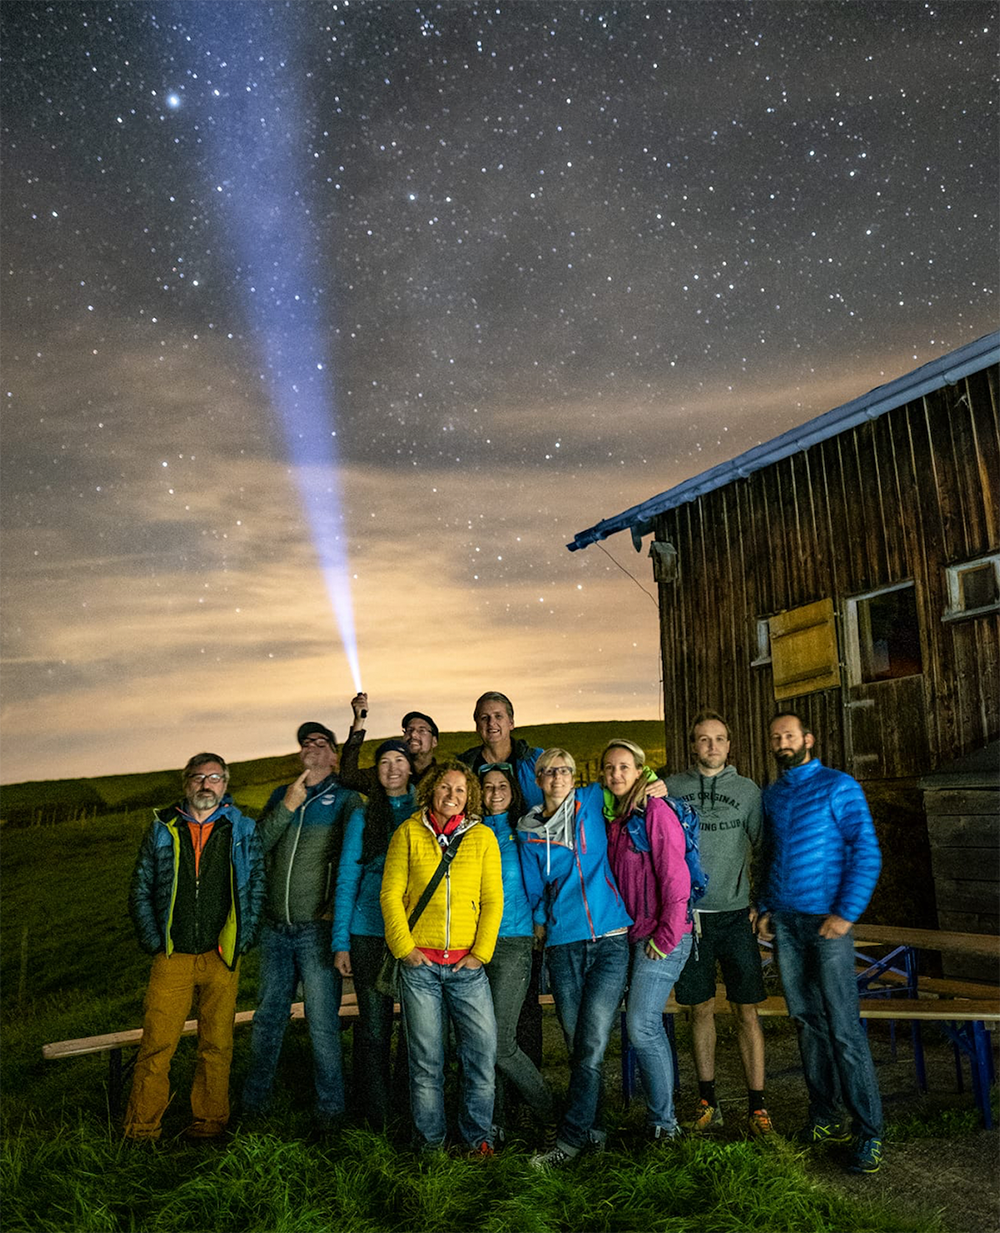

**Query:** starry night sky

left=2, top=1, right=996, bottom=783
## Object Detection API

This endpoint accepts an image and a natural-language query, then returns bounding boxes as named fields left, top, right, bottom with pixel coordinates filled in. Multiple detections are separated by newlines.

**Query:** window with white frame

left=751, top=617, right=772, bottom=666
left=845, top=581, right=922, bottom=685
left=944, top=554, right=1000, bottom=621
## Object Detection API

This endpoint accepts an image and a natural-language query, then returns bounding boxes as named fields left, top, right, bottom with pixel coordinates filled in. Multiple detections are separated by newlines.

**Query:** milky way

left=1, top=2, right=996, bottom=782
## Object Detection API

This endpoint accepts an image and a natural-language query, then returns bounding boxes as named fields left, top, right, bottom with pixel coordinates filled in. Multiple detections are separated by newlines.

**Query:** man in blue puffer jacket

left=757, top=713, right=884, bottom=1175
left=125, top=752, right=264, bottom=1142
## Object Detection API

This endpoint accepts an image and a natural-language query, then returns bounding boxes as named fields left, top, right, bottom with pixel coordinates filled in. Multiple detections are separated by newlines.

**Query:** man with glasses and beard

left=241, top=722, right=360, bottom=1134
left=124, top=753, right=264, bottom=1142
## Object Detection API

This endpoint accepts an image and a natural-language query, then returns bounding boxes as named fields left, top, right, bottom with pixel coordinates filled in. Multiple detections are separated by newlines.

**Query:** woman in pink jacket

left=602, top=739, right=692, bottom=1141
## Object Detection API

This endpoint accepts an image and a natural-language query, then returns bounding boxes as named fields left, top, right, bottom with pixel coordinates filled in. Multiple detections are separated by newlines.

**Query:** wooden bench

left=622, top=989, right=999, bottom=1128
left=42, top=994, right=372, bottom=1113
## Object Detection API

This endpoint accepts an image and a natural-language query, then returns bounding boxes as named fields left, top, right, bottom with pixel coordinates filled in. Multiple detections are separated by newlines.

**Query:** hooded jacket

left=128, top=798, right=264, bottom=970
left=517, top=782, right=632, bottom=947
left=760, top=758, right=882, bottom=922
left=380, top=809, right=503, bottom=963
left=665, top=764, right=762, bottom=912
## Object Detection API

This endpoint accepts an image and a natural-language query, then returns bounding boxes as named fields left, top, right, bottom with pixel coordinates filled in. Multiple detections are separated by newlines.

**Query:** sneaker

left=682, top=1099, right=724, bottom=1133
left=530, top=1145, right=577, bottom=1170
left=587, top=1128, right=607, bottom=1154
left=467, top=1141, right=495, bottom=1159
left=796, top=1121, right=852, bottom=1146
left=748, top=1108, right=775, bottom=1138
left=652, top=1124, right=683, bottom=1142
left=847, top=1135, right=883, bottom=1174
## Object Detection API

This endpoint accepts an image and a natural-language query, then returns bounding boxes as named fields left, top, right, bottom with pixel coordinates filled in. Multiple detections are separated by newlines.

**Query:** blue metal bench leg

left=968, top=1021, right=994, bottom=1131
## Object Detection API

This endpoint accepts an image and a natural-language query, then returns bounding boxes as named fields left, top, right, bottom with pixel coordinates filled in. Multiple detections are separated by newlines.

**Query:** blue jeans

left=242, top=920, right=345, bottom=1119
left=400, top=961, right=497, bottom=1149
left=773, top=911, right=883, bottom=1139
left=626, top=933, right=692, bottom=1132
left=486, top=936, right=554, bottom=1126
left=546, top=933, right=630, bottom=1151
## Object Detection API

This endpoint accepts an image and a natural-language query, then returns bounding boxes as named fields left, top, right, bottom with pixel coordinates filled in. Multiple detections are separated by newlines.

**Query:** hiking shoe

left=748, top=1108, right=775, bottom=1138
left=682, top=1099, right=724, bottom=1133
left=466, top=1141, right=495, bottom=1159
left=652, top=1124, right=683, bottom=1142
left=797, top=1121, right=852, bottom=1146
left=847, top=1135, right=883, bottom=1174
left=530, top=1145, right=577, bottom=1170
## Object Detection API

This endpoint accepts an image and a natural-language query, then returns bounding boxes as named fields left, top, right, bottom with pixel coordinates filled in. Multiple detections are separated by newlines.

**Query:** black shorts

left=673, top=908, right=766, bottom=1006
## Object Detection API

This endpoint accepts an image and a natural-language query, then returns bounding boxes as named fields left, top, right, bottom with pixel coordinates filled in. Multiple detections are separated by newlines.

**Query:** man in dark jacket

left=757, top=712, right=884, bottom=1174
left=124, top=752, right=264, bottom=1142
left=241, top=722, right=359, bottom=1131
left=341, top=692, right=440, bottom=789
left=459, top=691, right=544, bottom=809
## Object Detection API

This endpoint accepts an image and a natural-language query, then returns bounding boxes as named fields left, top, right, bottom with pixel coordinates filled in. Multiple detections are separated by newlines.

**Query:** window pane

left=858, top=587, right=922, bottom=682
left=960, top=564, right=999, bottom=611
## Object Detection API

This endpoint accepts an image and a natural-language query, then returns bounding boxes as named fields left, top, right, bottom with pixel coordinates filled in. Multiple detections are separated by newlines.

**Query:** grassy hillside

left=0, top=720, right=668, bottom=826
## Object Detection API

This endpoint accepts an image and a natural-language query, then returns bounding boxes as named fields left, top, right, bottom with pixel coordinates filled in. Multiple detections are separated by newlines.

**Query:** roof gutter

left=567, top=331, right=1000, bottom=553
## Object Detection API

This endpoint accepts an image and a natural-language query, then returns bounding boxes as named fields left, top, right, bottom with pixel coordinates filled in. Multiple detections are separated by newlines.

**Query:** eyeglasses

left=301, top=737, right=334, bottom=749
left=187, top=773, right=225, bottom=785
left=480, top=762, right=513, bottom=775
left=539, top=766, right=574, bottom=778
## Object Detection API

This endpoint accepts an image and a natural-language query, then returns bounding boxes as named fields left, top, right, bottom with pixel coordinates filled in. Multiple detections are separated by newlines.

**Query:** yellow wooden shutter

left=769, top=598, right=840, bottom=701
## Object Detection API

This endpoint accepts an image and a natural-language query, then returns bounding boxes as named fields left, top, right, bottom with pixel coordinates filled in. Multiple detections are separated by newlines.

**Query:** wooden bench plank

left=852, top=925, right=1000, bottom=961
left=43, top=996, right=360, bottom=1061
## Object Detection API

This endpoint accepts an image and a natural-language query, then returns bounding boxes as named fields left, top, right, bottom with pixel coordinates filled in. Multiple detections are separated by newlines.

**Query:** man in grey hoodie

left=665, top=711, right=771, bottom=1138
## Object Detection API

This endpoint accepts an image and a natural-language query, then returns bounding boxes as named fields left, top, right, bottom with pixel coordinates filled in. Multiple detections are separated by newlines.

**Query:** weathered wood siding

left=924, top=786, right=999, bottom=980
left=655, top=363, right=1000, bottom=786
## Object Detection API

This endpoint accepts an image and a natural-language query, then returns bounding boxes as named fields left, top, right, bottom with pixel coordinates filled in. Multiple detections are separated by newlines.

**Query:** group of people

left=122, top=691, right=885, bottom=1175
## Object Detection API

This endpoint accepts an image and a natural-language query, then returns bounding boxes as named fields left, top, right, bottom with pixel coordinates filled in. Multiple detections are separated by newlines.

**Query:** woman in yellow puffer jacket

left=380, top=759, right=503, bottom=1154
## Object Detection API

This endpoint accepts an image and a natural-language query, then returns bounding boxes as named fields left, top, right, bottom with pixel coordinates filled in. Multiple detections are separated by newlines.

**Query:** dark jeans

left=546, top=932, right=630, bottom=1151
left=486, top=936, right=554, bottom=1126
left=242, top=920, right=344, bottom=1118
left=350, top=933, right=396, bottom=1128
left=774, top=911, right=884, bottom=1139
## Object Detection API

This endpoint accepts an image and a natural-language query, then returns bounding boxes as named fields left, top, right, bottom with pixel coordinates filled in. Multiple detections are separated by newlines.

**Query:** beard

left=192, top=790, right=220, bottom=810
left=774, top=745, right=810, bottom=769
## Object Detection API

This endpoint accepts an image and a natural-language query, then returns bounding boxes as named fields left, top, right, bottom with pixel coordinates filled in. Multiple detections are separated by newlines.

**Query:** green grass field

left=0, top=728, right=965, bottom=1232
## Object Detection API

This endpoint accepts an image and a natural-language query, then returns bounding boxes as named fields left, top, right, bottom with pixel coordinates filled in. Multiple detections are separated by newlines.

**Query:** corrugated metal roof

left=568, top=331, right=1000, bottom=553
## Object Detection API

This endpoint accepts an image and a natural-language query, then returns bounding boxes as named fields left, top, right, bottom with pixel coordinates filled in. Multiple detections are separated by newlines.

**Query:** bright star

left=166, top=94, right=182, bottom=110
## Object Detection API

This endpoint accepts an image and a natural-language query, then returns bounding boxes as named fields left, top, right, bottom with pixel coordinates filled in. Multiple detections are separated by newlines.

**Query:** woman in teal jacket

left=332, top=740, right=415, bottom=1127
left=479, top=763, right=555, bottom=1144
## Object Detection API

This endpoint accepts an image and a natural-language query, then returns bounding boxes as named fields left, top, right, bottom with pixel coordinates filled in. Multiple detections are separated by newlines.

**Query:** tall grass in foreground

left=1, top=1115, right=939, bottom=1233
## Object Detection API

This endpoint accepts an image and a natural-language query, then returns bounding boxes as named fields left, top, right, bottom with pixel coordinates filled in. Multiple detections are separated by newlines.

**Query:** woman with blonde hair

left=517, top=747, right=634, bottom=1169
left=602, top=739, right=692, bottom=1141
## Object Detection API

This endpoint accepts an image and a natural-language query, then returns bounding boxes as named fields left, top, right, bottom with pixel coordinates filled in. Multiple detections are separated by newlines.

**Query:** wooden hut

left=569, top=332, right=1000, bottom=928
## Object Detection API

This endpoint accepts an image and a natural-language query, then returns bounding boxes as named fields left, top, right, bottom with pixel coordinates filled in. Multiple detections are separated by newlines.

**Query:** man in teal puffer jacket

left=125, top=752, right=264, bottom=1142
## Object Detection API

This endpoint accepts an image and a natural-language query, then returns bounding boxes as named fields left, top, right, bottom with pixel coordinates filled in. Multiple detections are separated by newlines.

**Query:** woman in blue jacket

left=333, top=740, right=415, bottom=1128
left=517, top=748, right=633, bottom=1169
left=479, top=763, right=556, bottom=1145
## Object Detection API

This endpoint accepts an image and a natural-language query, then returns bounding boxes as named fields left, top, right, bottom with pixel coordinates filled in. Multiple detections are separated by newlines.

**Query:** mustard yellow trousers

left=123, top=951, right=240, bottom=1139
